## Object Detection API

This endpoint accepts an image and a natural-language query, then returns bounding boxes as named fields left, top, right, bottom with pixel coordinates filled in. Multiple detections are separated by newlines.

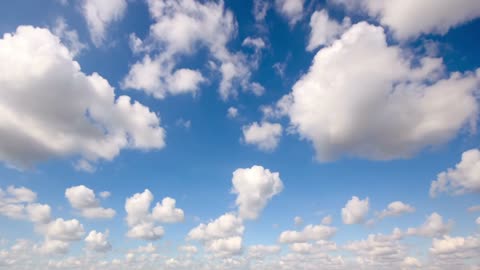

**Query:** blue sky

left=0, top=0, right=479, bottom=269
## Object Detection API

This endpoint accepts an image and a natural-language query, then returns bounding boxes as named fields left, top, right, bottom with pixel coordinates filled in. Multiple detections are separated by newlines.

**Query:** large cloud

left=430, top=148, right=480, bottom=197
left=280, top=22, right=479, bottom=161
left=0, top=26, right=165, bottom=170
left=332, top=0, right=480, bottom=40
left=231, top=165, right=283, bottom=220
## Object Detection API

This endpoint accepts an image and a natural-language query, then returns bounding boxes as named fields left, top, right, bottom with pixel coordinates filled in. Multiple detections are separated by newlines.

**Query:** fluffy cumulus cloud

left=430, top=234, right=480, bottom=266
left=275, top=0, right=305, bottom=26
left=279, top=224, right=337, bottom=243
left=65, top=185, right=115, bottom=219
left=34, top=218, right=86, bottom=255
left=406, top=212, right=452, bottom=238
left=125, top=189, right=184, bottom=240
left=0, top=26, right=165, bottom=170
left=242, top=122, right=283, bottom=152
left=344, top=228, right=406, bottom=268
left=0, top=186, right=51, bottom=224
left=342, top=196, right=369, bottom=224
left=231, top=165, right=283, bottom=220
left=377, top=201, right=415, bottom=220
left=430, top=148, right=480, bottom=197
left=248, top=245, right=281, bottom=258
left=123, top=0, right=262, bottom=100
left=307, top=9, right=350, bottom=51
left=279, top=22, right=480, bottom=161
left=84, top=230, right=112, bottom=252
left=151, top=197, right=185, bottom=223
left=188, top=212, right=244, bottom=256
left=82, top=0, right=127, bottom=46
left=333, top=0, right=480, bottom=40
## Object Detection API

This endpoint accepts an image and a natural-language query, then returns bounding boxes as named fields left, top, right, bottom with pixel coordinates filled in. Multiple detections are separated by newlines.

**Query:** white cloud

left=99, top=191, right=111, bottom=199
left=0, top=26, right=165, bottom=170
left=124, top=0, right=258, bottom=100
left=275, top=0, right=305, bottom=26
left=248, top=245, right=281, bottom=258
left=468, top=205, right=480, bottom=212
left=476, top=217, right=480, bottom=225
left=65, top=185, right=115, bottom=219
left=403, top=256, right=421, bottom=267
left=227, top=107, right=239, bottom=118
left=205, top=236, right=243, bottom=256
left=36, top=239, right=69, bottom=255
left=253, top=0, right=270, bottom=22
left=82, top=0, right=127, bottom=46
left=187, top=213, right=244, bottom=256
left=342, top=196, right=369, bottom=224
left=26, top=203, right=52, bottom=224
left=152, top=197, right=185, bottom=223
left=250, top=82, right=266, bottom=96
left=307, top=10, right=350, bottom=51
left=231, top=165, right=283, bottom=220
left=242, top=37, right=266, bottom=50
left=407, top=212, right=452, bottom=238
left=85, top=230, right=112, bottom=252
left=430, top=234, right=480, bottom=265
left=344, top=228, right=405, bottom=267
left=334, top=0, right=480, bottom=40
left=0, top=186, right=51, bottom=224
left=279, top=224, right=337, bottom=243
left=280, top=22, right=479, bottom=161
left=178, top=245, right=197, bottom=254
left=122, top=55, right=205, bottom=99
left=294, top=216, right=303, bottom=226
left=52, top=18, right=87, bottom=57
left=242, top=122, right=283, bottom=152
left=125, top=189, right=184, bottom=240
left=3, top=186, right=36, bottom=203
left=321, top=215, right=332, bottom=225
left=188, top=213, right=244, bottom=241
left=430, top=149, right=480, bottom=197
left=42, top=218, right=85, bottom=242
left=377, top=201, right=415, bottom=219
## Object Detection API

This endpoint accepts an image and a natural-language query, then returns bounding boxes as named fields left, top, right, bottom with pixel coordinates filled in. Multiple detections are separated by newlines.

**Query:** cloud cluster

left=333, top=0, right=480, bottom=40
left=278, top=22, right=479, bottom=161
left=125, top=189, right=184, bottom=240
left=123, top=0, right=263, bottom=100
left=430, top=148, right=480, bottom=197
left=0, top=26, right=165, bottom=170
left=279, top=224, right=337, bottom=243
left=65, top=185, right=115, bottom=219
left=188, top=213, right=244, bottom=256
left=0, top=186, right=51, bottom=223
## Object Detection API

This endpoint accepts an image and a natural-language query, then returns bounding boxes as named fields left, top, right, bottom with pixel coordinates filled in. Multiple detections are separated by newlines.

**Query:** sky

left=0, top=0, right=479, bottom=269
